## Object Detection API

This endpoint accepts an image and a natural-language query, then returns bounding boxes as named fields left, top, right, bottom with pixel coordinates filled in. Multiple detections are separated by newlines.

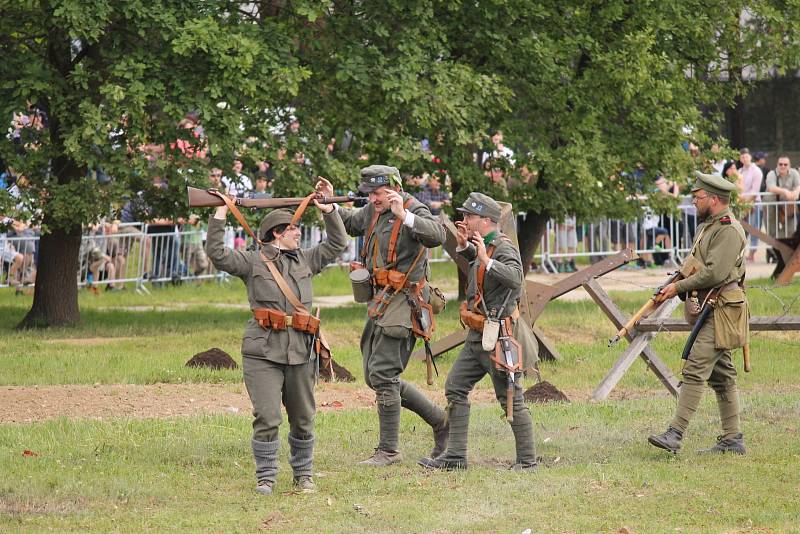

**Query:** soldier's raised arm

left=301, top=178, right=349, bottom=274
left=404, top=198, right=447, bottom=248
left=205, top=206, right=251, bottom=278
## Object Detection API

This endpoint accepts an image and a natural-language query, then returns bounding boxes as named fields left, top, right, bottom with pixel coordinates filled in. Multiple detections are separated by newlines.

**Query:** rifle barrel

left=187, top=187, right=362, bottom=209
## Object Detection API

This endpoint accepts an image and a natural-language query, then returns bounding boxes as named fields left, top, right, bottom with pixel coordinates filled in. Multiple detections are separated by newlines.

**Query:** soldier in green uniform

left=649, top=171, right=749, bottom=455
left=336, top=165, right=449, bottom=466
left=419, top=192, right=537, bottom=471
left=205, top=178, right=347, bottom=494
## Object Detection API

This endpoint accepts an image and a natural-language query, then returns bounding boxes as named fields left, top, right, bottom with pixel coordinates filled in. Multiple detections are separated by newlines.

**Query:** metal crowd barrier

left=2, top=196, right=797, bottom=291
left=539, top=194, right=798, bottom=271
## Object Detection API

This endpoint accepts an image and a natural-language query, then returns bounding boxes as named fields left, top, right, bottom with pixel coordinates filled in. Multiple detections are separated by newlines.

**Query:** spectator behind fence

left=765, top=155, right=800, bottom=238
left=183, top=214, right=209, bottom=276
left=555, top=215, right=578, bottom=273
left=1, top=220, right=25, bottom=293
left=415, top=173, right=450, bottom=216
left=8, top=219, right=37, bottom=287
left=250, top=172, right=274, bottom=199
left=225, top=159, right=253, bottom=197
left=736, top=148, right=763, bottom=261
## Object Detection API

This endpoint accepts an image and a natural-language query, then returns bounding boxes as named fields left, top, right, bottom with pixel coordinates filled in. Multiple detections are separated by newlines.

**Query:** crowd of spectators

left=4, top=103, right=800, bottom=289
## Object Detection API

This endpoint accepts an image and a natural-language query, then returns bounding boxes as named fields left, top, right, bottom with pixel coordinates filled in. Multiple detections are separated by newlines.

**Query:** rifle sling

left=260, top=252, right=309, bottom=314
left=208, top=189, right=262, bottom=246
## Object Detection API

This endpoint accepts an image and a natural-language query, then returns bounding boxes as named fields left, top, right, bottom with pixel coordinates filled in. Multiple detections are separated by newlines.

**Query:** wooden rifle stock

left=608, top=271, right=682, bottom=346
left=743, top=343, right=751, bottom=372
left=187, top=187, right=361, bottom=209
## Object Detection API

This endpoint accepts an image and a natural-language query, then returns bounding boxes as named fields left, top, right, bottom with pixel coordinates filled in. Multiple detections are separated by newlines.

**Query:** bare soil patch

left=0, top=382, right=500, bottom=423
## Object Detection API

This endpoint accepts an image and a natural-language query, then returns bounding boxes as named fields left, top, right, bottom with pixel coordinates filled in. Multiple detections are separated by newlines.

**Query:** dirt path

left=0, top=382, right=510, bottom=424
left=4, top=380, right=798, bottom=424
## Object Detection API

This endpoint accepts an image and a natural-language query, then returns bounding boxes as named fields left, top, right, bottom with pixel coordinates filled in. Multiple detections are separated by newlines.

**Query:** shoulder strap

left=260, top=252, right=308, bottom=313
left=290, top=193, right=316, bottom=226
left=473, top=236, right=512, bottom=311
left=209, top=189, right=262, bottom=245
left=387, top=197, right=414, bottom=266
left=473, top=245, right=497, bottom=311
left=360, top=207, right=381, bottom=261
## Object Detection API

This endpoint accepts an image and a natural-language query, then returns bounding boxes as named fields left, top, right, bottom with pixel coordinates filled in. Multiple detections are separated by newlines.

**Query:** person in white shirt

left=736, top=148, right=764, bottom=261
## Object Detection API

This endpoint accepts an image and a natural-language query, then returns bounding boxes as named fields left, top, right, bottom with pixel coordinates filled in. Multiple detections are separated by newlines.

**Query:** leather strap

left=290, top=193, right=316, bottom=226
left=208, top=189, right=262, bottom=245
left=361, top=197, right=413, bottom=266
left=260, top=251, right=308, bottom=314
left=387, top=197, right=414, bottom=266
left=472, top=235, right=512, bottom=312
left=360, top=209, right=381, bottom=260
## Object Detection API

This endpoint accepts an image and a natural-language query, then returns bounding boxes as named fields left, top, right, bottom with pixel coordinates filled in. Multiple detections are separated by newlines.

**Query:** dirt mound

left=186, top=348, right=239, bottom=370
left=523, top=381, right=570, bottom=403
left=319, top=359, right=355, bottom=383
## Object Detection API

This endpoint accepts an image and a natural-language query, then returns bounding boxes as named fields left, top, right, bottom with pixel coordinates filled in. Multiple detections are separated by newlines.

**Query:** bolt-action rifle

left=608, top=271, right=683, bottom=347
left=187, top=187, right=362, bottom=209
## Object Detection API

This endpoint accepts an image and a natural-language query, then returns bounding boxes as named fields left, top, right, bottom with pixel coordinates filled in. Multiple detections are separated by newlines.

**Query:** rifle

left=681, top=287, right=721, bottom=361
left=608, top=271, right=682, bottom=347
left=309, top=307, right=322, bottom=380
left=187, top=187, right=362, bottom=209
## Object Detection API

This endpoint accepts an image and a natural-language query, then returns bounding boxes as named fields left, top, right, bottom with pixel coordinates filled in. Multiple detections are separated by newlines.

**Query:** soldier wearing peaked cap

left=335, top=164, right=449, bottom=467
left=205, top=178, right=347, bottom=495
left=419, top=192, right=538, bottom=471
left=649, top=171, right=750, bottom=455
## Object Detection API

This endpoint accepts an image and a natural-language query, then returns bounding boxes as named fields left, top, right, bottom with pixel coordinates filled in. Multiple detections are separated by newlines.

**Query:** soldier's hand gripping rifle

left=681, top=287, right=722, bottom=361
left=608, top=271, right=682, bottom=347
left=187, top=187, right=362, bottom=209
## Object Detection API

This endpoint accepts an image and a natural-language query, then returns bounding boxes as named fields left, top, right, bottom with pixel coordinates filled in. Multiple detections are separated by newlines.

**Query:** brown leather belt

left=459, top=301, right=518, bottom=333
left=252, top=308, right=320, bottom=335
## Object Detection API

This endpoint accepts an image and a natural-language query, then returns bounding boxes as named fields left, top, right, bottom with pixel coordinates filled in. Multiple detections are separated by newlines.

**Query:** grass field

left=1, top=264, right=799, bottom=533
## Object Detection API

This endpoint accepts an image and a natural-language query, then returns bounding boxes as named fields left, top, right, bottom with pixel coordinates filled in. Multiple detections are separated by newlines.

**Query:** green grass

left=1, top=273, right=799, bottom=532
left=2, top=395, right=799, bottom=532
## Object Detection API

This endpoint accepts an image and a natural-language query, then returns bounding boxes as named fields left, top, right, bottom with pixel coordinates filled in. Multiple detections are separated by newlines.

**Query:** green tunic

left=338, top=195, right=447, bottom=452
left=205, top=210, right=347, bottom=443
left=205, top=210, right=347, bottom=365
left=669, top=207, right=748, bottom=437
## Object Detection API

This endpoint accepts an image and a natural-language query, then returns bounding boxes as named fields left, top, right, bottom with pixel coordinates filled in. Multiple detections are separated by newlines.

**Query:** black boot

left=648, top=426, right=683, bottom=453
left=698, top=433, right=746, bottom=455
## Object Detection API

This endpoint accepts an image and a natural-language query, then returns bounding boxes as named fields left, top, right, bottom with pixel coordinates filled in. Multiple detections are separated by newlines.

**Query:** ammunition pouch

left=252, top=308, right=320, bottom=335
left=372, top=268, right=406, bottom=292
left=713, top=285, right=748, bottom=350
left=459, top=301, right=486, bottom=332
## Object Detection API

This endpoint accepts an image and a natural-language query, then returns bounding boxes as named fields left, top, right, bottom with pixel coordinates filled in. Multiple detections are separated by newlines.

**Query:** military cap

left=259, top=208, right=295, bottom=240
left=457, top=192, right=502, bottom=222
left=692, top=171, right=737, bottom=198
left=358, top=165, right=402, bottom=193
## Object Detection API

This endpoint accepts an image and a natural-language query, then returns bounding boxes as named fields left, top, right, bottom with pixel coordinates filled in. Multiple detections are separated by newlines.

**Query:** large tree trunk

left=18, top=224, right=82, bottom=328
left=518, top=210, right=549, bottom=276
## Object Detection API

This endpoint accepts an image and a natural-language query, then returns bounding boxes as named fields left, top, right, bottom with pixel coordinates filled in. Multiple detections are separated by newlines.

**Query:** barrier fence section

left=1, top=197, right=797, bottom=291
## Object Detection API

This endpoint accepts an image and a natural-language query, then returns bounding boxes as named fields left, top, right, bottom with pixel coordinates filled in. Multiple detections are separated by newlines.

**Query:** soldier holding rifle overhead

left=336, top=165, right=449, bottom=467
left=419, top=193, right=537, bottom=471
left=205, top=177, right=347, bottom=495
left=648, top=171, right=750, bottom=455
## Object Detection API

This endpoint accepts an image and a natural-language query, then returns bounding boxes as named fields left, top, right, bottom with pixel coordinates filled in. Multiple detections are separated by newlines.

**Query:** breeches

left=243, top=356, right=316, bottom=442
